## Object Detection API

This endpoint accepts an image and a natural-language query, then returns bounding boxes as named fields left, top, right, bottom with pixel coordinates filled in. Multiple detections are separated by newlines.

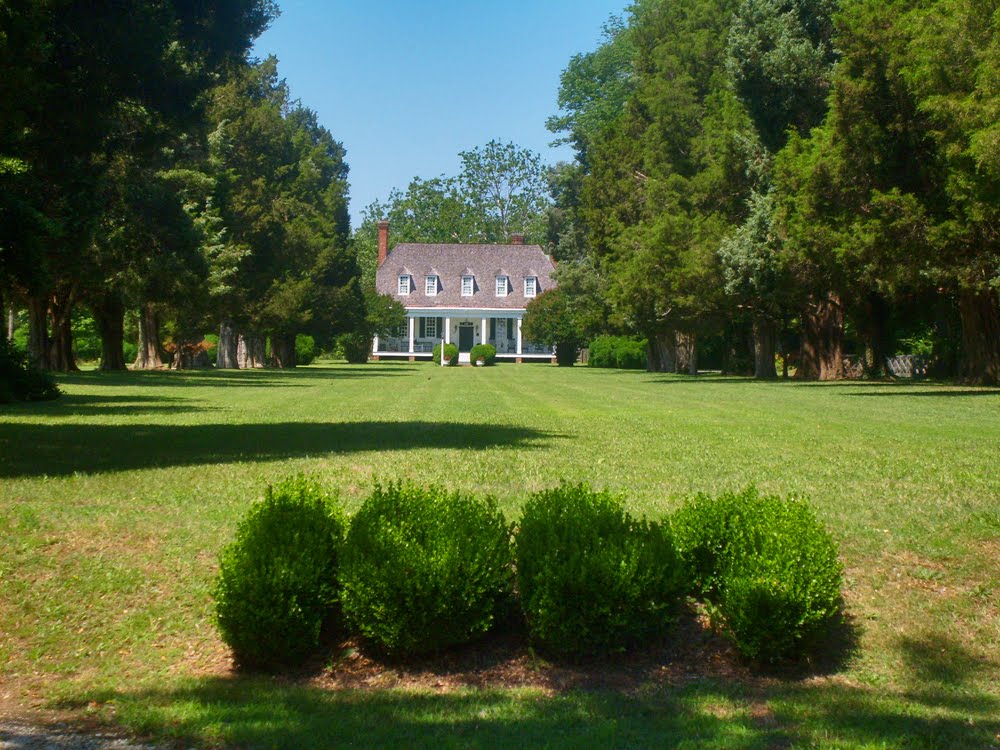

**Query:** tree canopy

left=542, top=0, right=1000, bottom=383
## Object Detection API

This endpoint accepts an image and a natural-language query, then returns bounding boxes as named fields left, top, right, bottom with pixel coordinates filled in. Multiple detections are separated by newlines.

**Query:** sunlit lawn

left=1, top=362, right=998, bottom=748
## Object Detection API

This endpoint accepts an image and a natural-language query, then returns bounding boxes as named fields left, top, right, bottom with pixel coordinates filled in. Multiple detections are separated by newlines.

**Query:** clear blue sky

left=252, top=0, right=628, bottom=228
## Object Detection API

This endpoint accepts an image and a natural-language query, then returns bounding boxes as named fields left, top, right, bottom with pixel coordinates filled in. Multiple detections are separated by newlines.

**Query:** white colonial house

left=372, top=221, right=557, bottom=363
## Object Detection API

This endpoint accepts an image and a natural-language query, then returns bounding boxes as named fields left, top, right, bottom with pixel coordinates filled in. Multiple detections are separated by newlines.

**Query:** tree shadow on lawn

left=0, top=421, right=558, bottom=478
left=843, top=388, right=1000, bottom=397
left=785, top=380, right=1000, bottom=395
left=635, top=374, right=1000, bottom=396
left=51, top=608, right=999, bottom=749
left=7, top=393, right=220, bottom=417
left=896, top=632, right=1000, bottom=716
left=55, top=366, right=421, bottom=389
left=66, top=645, right=997, bottom=750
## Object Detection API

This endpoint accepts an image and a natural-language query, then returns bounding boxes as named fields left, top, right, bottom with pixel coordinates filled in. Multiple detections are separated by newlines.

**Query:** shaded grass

left=64, top=660, right=999, bottom=750
left=2, top=363, right=999, bottom=748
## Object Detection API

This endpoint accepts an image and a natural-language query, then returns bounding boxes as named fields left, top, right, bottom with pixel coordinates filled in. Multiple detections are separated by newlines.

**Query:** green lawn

left=1, top=363, right=998, bottom=749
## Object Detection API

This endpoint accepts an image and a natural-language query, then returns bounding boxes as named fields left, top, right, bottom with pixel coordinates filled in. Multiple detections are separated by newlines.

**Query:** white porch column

left=444, top=317, right=451, bottom=344
left=408, top=316, right=415, bottom=353
left=372, top=334, right=379, bottom=353
left=481, top=317, right=488, bottom=346
left=516, top=317, right=523, bottom=355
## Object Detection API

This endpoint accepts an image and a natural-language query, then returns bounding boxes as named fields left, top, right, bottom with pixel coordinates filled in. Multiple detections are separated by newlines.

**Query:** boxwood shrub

left=431, top=341, right=459, bottom=365
left=672, top=486, right=844, bottom=663
left=588, top=336, right=647, bottom=369
left=0, top=339, right=61, bottom=403
left=718, top=497, right=844, bottom=663
left=295, top=334, right=317, bottom=365
left=470, top=343, right=496, bottom=365
left=213, top=476, right=347, bottom=669
left=340, top=481, right=514, bottom=655
left=338, top=331, right=371, bottom=363
left=671, top=487, right=756, bottom=598
left=516, top=483, right=684, bottom=658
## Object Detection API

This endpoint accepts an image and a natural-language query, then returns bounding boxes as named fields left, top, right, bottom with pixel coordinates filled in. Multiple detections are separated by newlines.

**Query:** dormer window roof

left=524, top=275, right=537, bottom=298
left=376, top=236, right=557, bottom=308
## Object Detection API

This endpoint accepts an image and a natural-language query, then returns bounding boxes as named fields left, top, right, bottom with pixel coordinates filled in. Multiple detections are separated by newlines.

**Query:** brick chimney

left=377, top=220, right=390, bottom=266
left=510, top=233, right=524, bottom=245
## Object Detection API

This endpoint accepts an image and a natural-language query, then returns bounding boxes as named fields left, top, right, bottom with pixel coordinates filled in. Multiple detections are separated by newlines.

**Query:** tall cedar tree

left=0, top=0, right=276, bottom=370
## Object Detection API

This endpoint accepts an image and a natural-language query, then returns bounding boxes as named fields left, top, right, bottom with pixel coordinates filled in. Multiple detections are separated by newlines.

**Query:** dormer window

left=496, top=275, right=509, bottom=297
left=461, top=275, right=474, bottom=296
left=425, top=274, right=439, bottom=296
left=398, top=274, right=411, bottom=295
left=524, top=276, right=537, bottom=298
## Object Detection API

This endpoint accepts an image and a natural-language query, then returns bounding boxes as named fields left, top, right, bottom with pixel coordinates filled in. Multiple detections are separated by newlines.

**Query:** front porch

left=372, top=310, right=554, bottom=363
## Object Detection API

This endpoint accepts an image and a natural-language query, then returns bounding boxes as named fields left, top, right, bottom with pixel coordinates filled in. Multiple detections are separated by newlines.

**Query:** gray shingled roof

left=375, top=242, right=557, bottom=309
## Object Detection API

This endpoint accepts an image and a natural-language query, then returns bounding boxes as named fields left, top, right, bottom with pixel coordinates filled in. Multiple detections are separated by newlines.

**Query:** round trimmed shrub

left=671, top=487, right=756, bottom=598
left=295, top=334, right=317, bottom=365
left=717, top=496, right=843, bottom=663
left=213, top=476, right=347, bottom=669
left=516, top=483, right=684, bottom=658
left=470, top=343, right=496, bottom=365
left=672, top=487, right=844, bottom=663
left=338, top=332, right=371, bottom=363
left=340, top=481, right=514, bottom=655
left=431, top=342, right=459, bottom=366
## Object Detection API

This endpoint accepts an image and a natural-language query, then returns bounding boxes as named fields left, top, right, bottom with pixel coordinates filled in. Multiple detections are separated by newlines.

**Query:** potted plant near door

left=432, top=342, right=459, bottom=366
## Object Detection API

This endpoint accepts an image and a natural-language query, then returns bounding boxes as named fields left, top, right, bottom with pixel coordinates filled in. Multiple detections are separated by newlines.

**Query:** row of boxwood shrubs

left=213, top=478, right=843, bottom=669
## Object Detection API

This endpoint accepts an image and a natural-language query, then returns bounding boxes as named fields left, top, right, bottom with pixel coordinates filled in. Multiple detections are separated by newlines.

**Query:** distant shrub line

left=587, top=336, right=647, bottom=370
left=213, top=479, right=845, bottom=670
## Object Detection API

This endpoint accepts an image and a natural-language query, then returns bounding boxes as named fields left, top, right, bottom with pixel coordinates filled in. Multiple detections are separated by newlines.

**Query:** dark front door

left=458, top=324, right=474, bottom=352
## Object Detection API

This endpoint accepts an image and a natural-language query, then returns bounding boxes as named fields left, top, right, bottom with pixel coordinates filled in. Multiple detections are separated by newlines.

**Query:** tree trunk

left=133, top=302, right=164, bottom=369
left=236, top=331, right=266, bottom=369
left=269, top=333, right=296, bottom=368
left=171, top=339, right=212, bottom=370
left=752, top=317, right=778, bottom=379
left=958, top=288, right=1000, bottom=386
left=6, top=302, right=15, bottom=342
left=647, top=330, right=676, bottom=372
left=676, top=332, right=697, bottom=375
left=861, top=292, right=889, bottom=379
left=0, top=290, right=5, bottom=344
left=47, top=290, right=78, bottom=372
left=799, top=293, right=844, bottom=380
left=779, top=326, right=790, bottom=379
left=92, top=292, right=126, bottom=371
left=27, top=295, right=49, bottom=370
left=930, top=294, right=960, bottom=378
left=217, top=320, right=238, bottom=369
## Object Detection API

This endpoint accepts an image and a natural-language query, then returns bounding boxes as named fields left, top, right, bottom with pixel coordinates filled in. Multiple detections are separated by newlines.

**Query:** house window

left=425, top=275, right=438, bottom=296
left=425, top=317, right=437, bottom=338
left=395, top=323, right=407, bottom=338
left=524, top=276, right=537, bottom=297
left=496, top=276, right=509, bottom=296
left=398, top=275, right=411, bottom=295
left=462, top=275, right=474, bottom=296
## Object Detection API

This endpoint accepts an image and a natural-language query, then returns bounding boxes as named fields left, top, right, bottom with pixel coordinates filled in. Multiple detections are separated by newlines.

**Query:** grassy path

left=1, top=363, right=998, bottom=748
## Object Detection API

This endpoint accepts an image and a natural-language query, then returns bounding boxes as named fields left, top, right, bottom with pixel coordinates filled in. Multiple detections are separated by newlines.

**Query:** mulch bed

left=287, top=602, right=757, bottom=695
